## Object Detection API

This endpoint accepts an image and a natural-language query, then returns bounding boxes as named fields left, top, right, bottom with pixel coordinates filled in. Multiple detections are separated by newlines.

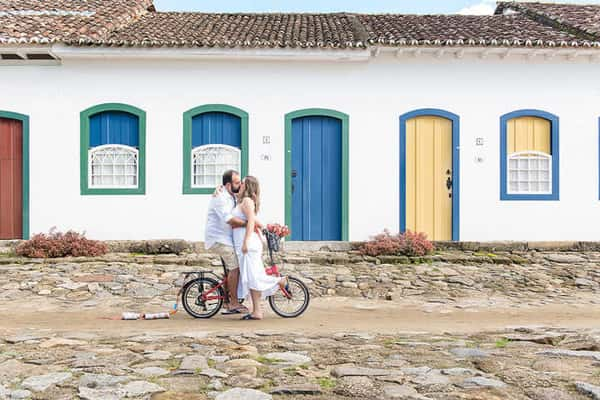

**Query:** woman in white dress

left=233, top=176, right=288, bottom=320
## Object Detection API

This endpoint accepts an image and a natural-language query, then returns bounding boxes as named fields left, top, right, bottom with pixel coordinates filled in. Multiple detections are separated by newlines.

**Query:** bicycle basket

left=263, top=229, right=281, bottom=252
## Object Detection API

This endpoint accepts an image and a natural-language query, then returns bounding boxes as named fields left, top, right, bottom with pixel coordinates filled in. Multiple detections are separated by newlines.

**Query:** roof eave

left=50, top=43, right=372, bottom=61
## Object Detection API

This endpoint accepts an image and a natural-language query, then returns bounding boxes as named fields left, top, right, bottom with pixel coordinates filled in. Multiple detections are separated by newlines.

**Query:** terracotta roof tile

left=496, top=2, right=600, bottom=39
left=359, top=14, right=595, bottom=48
left=68, top=12, right=365, bottom=48
left=2, top=0, right=600, bottom=50
left=0, top=0, right=153, bottom=44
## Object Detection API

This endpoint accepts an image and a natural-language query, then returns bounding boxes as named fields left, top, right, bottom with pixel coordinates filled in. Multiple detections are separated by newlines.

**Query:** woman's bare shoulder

left=240, top=197, right=255, bottom=207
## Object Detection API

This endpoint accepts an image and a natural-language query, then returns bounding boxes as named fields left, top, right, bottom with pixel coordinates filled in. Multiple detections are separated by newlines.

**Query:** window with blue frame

left=80, top=103, right=146, bottom=195
left=182, top=105, right=248, bottom=194
left=500, top=110, right=559, bottom=200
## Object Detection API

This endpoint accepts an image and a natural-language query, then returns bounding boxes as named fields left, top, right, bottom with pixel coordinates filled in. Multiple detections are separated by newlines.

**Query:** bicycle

left=181, top=229, right=310, bottom=319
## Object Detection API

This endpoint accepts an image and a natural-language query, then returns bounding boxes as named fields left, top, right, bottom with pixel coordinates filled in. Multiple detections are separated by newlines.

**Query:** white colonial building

left=2, top=0, right=600, bottom=242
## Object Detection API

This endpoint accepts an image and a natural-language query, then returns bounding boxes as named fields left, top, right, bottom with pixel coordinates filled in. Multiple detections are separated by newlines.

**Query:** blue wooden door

left=291, top=116, right=342, bottom=241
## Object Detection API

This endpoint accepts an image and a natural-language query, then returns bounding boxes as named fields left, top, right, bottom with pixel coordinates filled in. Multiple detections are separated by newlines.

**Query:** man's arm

left=228, top=217, right=262, bottom=230
left=214, top=195, right=262, bottom=230
left=213, top=194, right=248, bottom=229
left=228, top=217, right=247, bottom=228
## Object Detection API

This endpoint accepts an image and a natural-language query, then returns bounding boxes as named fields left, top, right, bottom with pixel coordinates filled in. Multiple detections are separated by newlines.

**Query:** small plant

left=317, top=377, right=336, bottom=389
left=256, top=366, right=271, bottom=377
left=495, top=338, right=511, bottom=348
left=255, top=355, right=282, bottom=365
left=359, top=230, right=434, bottom=257
left=147, top=376, right=161, bottom=385
left=259, top=379, right=274, bottom=392
left=0, top=350, right=18, bottom=358
left=15, top=228, right=108, bottom=258
left=165, top=359, right=181, bottom=371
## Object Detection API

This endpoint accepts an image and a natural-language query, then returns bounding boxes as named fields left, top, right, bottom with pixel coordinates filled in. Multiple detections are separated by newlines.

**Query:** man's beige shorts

left=209, top=243, right=238, bottom=270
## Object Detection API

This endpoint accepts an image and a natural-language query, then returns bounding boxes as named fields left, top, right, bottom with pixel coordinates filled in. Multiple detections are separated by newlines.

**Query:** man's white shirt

left=205, top=190, right=236, bottom=249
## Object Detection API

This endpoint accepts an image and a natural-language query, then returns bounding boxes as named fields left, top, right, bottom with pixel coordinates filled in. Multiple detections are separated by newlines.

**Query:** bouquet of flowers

left=266, top=223, right=291, bottom=238
left=263, top=223, right=291, bottom=253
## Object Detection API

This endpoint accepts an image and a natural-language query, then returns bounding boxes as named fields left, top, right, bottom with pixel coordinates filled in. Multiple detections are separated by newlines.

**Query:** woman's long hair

left=238, top=176, right=260, bottom=213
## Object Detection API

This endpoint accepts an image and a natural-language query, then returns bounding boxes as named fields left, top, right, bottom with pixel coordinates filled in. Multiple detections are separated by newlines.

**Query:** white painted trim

left=376, top=46, right=600, bottom=61
left=0, top=59, right=61, bottom=66
left=88, top=144, right=139, bottom=189
left=191, top=144, right=240, bottom=189
left=50, top=44, right=371, bottom=62
left=2, top=43, right=599, bottom=63
left=507, top=151, right=552, bottom=195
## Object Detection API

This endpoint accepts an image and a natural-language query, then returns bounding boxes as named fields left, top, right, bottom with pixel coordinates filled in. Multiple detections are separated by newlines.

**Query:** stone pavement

left=2, top=325, right=600, bottom=399
left=1, top=248, right=600, bottom=398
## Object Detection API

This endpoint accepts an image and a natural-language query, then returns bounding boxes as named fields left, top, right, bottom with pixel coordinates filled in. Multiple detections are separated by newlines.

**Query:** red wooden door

left=0, top=118, right=22, bottom=239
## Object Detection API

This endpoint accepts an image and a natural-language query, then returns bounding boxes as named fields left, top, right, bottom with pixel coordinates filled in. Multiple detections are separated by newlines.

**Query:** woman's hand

left=212, top=185, right=223, bottom=197
left=242, top=241, right=249, bottom=254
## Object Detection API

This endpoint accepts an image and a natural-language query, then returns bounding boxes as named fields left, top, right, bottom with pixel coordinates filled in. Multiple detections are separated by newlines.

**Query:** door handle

left=446, top=176, right=453, bottom=190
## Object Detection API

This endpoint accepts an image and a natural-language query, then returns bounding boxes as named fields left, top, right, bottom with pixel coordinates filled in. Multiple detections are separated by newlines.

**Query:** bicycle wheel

left=181, top=277, right=224, bottom=319
left=268, top=276, right=310, bottom=318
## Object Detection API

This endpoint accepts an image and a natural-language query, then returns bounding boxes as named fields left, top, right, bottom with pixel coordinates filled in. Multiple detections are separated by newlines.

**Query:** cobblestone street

left=2, top=248, right=600, bottom=399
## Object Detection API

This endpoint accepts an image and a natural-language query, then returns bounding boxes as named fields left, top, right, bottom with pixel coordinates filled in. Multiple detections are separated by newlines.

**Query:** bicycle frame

left=181, top=257, right=230, bottom=303
left=184, top=247, right=288, bottom=312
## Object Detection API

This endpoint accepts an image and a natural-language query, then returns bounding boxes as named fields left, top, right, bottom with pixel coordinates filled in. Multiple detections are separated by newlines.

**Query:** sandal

left=221, top=306, right=249, bottom=315
left=241, top=314, right=261, bottom=320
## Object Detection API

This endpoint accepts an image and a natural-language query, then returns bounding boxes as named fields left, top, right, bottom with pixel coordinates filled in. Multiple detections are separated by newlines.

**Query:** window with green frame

left=80, top=103, right=146, bottom=195
left=182, top=104, right=248, bottom=194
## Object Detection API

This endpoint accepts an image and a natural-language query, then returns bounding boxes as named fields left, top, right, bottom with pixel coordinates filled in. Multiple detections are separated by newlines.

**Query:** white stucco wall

left=1, top=51, right=600, bottom=241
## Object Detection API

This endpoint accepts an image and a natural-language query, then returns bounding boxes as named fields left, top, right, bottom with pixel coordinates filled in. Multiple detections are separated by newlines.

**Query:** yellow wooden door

left=507, top=116, right=550, bottom=154
left=406, top=116, right=452, bottom=241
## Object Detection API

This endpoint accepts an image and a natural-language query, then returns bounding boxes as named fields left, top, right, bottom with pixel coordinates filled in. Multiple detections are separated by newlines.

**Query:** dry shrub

left=15, top=228, right=108, bottom=258
left=128, top=240, right=189, bottom=255
left=359, top=230, right=434, bottom=257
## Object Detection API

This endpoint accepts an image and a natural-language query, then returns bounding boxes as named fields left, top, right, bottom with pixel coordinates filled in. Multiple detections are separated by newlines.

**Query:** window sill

left=501, top=193, right=559, bottom=201
left=81, top=187, right=145, bottom=195
left=183, top=187, right=216, bottom=195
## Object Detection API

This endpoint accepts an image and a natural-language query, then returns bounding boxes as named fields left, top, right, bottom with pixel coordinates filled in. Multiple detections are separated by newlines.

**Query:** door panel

left=192, top=112, right=241, bottom=148
left=406, top=116, right=452, bottom=241
left=507, top=116, right=551, bottom=154
left=291, top=116, right=342, bottom=241
left=0, top=118, right=22, bottom=239
left=90, top=111, right=139, bottom=147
